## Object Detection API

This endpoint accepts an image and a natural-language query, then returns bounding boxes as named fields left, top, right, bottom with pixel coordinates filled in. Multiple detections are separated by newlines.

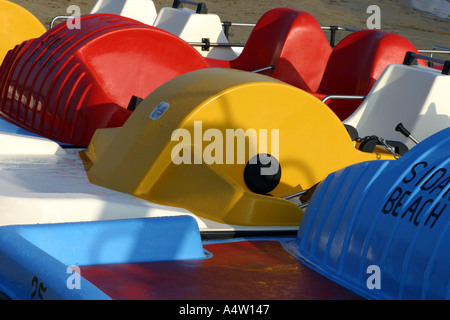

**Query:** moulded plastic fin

left=0, top=14, right=208, bottom=146
left=296, top=127, right=450, bottom=300
left=0, top=216, right=204, bottom=300
left=0, top=0, right=46, bottom=64
left=83, top=68, right=395, bottom=227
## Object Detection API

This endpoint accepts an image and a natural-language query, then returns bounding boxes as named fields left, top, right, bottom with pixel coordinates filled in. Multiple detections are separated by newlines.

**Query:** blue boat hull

left=296, top=127, right=450, bottom=299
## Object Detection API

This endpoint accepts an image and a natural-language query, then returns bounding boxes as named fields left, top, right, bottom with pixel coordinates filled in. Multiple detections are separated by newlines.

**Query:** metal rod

left=222, top=23, right=357, bottom=31
left=321, top=95, right=366, bottom=103
left=404, top=51, right=448, bottom=66
left=321, top=26, right=359, bottom=32
left=418, top=50, right=450, bottom=54
left=283, top=190, right=308, bottom=200
left=431, top=45, right=450, bottom=51
left=299, top=203, right=309, bottom=210
left=222, top=22, right=256, bottom=27
left=50, top=15, right=73, bottom=29
left=407, top=134, right=420, bottom=145
left=251, top=65, right=275, bottom=73
left=189, top=42, right=245, bottom=47
left=395, top=123, right=420, bottom=145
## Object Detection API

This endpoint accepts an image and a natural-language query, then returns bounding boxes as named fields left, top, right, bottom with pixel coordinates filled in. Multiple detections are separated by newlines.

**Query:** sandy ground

left=8, top=0, right=450, bottom=53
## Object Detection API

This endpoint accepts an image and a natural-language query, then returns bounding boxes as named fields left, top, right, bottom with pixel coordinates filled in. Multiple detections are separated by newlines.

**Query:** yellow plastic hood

left=0, top=0, right=46, bottom=64
left=83, top=68, right=394, bottom=226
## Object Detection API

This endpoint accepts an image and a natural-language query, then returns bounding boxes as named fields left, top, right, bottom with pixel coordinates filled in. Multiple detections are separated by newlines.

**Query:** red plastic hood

left=0, top=14, right=208, bottom=145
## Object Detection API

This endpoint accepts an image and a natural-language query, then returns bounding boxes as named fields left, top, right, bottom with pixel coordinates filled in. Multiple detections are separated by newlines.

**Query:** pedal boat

left=0, top=129, right=450, bottom=300
left=0, top=9, right=428, bottom=146
left=0, top=216, right=362, bottom=300
left=2, top=127, right=448, bottom=300
left=295, top=126, right=450, bottom=300
left=344, top=52, right=450, bottom=149
left=0, top=68, right=396, bottom=237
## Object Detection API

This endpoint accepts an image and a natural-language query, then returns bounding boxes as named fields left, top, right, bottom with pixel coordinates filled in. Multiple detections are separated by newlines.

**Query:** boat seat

left=344, top=62, right=450, bottom=149
left=154, top=6, right=237, bottom=60
left=205, top=8, right=332, bottom=92
left=297, top=126, right=450, bottom=299
left=315, top=29, right=426, bottom=120
left=90, top=0, right=158, bottom=25
left=0, top=14, right=208, bottom=146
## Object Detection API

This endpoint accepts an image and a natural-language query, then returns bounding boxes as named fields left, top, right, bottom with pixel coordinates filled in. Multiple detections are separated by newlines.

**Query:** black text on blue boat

left=381, top=161, right=450, bottom=229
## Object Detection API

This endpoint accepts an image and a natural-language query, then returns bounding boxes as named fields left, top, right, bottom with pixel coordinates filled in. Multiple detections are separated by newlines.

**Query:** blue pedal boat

left=294, top=127, right=450, bottom=300
left=0, top=216, right=361, bottom=300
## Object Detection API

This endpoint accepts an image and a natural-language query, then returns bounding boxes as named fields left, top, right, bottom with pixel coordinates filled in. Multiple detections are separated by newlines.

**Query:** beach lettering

left=381, top=161, right=449, bottom=228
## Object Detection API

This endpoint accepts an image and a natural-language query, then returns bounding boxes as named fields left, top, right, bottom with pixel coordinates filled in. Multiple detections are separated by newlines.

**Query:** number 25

left=31, top=276, right=47, bottom=300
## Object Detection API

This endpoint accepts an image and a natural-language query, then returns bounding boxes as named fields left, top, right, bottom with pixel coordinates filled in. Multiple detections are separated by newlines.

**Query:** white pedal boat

left=0, top=132, right=297, bottom=238
left=0, top=68, right=399, bottom=238
left=344, top=52, right=450, bottom=150
left=52, top=0, right=242, bottom=60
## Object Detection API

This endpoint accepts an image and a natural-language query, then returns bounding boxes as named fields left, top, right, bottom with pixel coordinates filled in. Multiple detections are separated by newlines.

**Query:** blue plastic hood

left=296, top=127, right=450, bottom=300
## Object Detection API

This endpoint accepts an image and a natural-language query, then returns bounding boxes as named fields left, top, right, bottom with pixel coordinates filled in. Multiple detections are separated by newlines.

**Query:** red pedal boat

left=0, top=8, right=426, bottom=145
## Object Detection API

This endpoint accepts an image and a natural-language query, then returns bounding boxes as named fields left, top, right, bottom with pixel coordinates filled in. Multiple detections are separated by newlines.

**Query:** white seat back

left=90, top=0, right=157, bottom=25
left=344, top=64, right=450, bottom=149
left=154, top=7, right=238, bottom=60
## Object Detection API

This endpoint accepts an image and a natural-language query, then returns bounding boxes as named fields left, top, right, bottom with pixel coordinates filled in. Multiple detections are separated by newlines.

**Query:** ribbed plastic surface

left=0, top=14, right=208, bottom=145
left=296, top=127, right=450, bottom=299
